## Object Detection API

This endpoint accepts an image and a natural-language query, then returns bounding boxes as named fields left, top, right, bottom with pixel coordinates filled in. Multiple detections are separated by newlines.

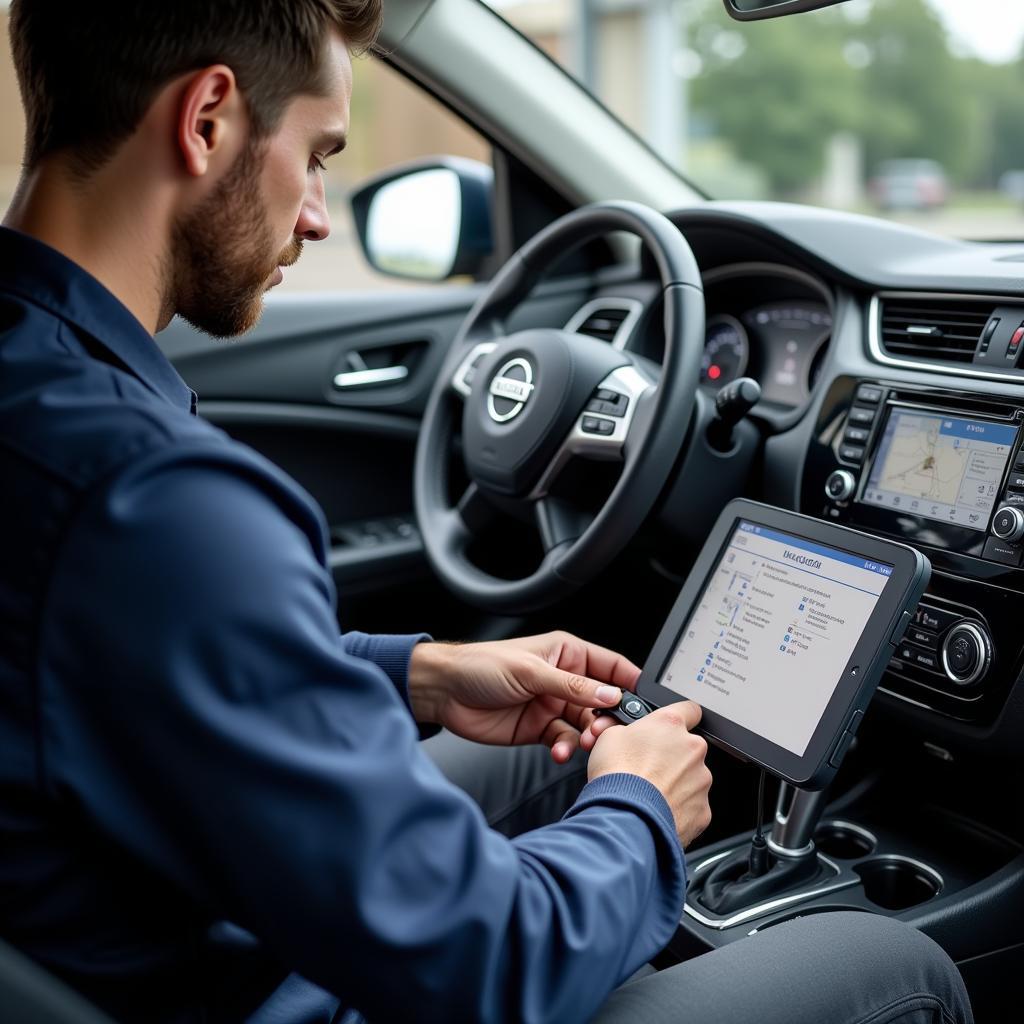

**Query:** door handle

left=332, top=347, right=411, bottom=389
left=332, top=365, right=409, bottom=388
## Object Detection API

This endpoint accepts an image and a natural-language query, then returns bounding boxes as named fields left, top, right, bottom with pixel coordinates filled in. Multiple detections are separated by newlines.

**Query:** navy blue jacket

left=0, top=227, right=686, bottom=1023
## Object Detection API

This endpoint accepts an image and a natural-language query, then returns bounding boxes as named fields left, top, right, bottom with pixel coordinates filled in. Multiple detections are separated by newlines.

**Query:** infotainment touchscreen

left=657, top=520, right=893, bottom=757
left=860, top=409, right=1016, bottom=531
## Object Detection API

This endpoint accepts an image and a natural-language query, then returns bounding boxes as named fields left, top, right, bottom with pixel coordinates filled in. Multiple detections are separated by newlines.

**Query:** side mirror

left=723, top=0, right=850, bottom=20
left=350, top=157, right=494, bottom=282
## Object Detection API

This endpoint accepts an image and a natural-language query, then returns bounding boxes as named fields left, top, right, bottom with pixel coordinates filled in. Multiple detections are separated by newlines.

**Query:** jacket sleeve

left=37, top=444, right=687, bottom=1024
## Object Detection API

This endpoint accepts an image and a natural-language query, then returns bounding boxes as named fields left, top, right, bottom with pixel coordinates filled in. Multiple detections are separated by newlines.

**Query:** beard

left=171, top=142, right=302, bottom=339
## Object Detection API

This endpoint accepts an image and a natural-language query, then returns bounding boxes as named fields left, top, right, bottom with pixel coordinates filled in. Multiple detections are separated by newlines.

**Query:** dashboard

left=699, top=264, right=831, bottom=408
left=574, top=200, right=1024, bottom=760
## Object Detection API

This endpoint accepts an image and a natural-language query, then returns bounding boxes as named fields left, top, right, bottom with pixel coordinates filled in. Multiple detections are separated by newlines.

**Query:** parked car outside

left=869, top=158, right=949, bottom=211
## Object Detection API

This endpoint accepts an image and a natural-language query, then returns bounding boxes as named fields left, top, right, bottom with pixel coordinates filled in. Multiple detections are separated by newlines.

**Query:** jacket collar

left=0, top=227, right=197, bottom=414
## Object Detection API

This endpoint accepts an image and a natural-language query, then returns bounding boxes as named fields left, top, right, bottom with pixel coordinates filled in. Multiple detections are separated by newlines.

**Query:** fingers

left=527, top=657, right=623, bottom=710
left=674, top=700, right=703, bottom=731
left=579, top=711, right=619, bottom=752
left=528, top=631, right=642, bottom=692
left=540, top=716, right=582, bottom=764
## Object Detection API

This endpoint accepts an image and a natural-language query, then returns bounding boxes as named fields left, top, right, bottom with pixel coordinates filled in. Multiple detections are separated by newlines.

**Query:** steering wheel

left=414, top=201, right=705, bottom=613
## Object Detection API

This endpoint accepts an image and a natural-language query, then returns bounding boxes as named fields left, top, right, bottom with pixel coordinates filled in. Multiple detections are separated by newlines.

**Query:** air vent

left=879, top=297, right=995, bottom=365
left=565, top=298, right=642, bottom=350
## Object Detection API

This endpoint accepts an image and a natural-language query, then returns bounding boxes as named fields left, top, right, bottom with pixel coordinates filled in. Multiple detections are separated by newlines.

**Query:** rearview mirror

left=723, top=0, right=850, bottom=20
left=350, top=158, right=493, bottom=282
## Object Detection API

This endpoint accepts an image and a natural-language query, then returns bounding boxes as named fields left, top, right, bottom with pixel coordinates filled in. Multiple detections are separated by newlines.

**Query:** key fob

left=600, top=692, right=656, bottom=725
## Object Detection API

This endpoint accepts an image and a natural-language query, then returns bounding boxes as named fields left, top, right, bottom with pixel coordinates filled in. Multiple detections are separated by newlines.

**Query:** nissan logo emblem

left=487, top=358, right=535, bottom=423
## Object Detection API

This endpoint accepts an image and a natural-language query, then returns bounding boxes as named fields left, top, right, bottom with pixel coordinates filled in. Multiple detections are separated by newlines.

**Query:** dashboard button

left=826, top=469, right=857, bottom=501
left=848, top=406, right=876, bottom=425
left=855, top=384, right=883, bottom=404
left=1007, top=474, right=1024, bottom=492
left=913, top=605, right=959, bottom=633
left=982, top=536, right=1024, bottom=566
left=905, top=627, right=939, bottom=650
left=898, top=645, right=940, bottom=672
left=992, top=506, right=1024, bottom=541
left=844, top=426, right=870, bottom=444
left=941, top=623, right=992, bottom=687
left=980, top=316, right=1001, bottom=354
left=839, top=444, right=865, bottom=463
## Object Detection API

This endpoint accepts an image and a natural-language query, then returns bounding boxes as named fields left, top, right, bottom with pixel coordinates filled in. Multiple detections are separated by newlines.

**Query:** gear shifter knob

left=709, top=377, right=761, bottom=451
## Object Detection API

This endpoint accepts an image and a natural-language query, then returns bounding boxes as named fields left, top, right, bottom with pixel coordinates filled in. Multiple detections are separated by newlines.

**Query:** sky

left=927, top=0, right=1024, bottom=63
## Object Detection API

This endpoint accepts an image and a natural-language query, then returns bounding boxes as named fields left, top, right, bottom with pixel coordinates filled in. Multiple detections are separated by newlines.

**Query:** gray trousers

left=423, top=730, right=973, bottom=1024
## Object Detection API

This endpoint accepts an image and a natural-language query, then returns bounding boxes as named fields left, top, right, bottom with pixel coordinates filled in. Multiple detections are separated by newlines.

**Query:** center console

left=801, top=376, right=1024, bottom=727
left=661, top=372, right=1024, bottom=1017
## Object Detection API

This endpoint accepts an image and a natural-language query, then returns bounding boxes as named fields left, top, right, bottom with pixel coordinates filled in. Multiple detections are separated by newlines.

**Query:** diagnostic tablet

left=635, top=499, right=930, bottom=789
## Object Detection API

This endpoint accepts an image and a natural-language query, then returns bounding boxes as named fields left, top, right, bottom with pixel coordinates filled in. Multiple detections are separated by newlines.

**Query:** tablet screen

left=659, top=520, right=893, bottom=756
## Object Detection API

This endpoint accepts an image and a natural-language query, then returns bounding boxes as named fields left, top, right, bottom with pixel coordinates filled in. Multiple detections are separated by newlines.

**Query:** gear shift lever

left=688, top=777, right=834, bottom=917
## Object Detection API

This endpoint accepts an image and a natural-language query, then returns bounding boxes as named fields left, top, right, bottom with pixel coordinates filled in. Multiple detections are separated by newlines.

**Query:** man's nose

left=296, top=176, right=330, bottom=241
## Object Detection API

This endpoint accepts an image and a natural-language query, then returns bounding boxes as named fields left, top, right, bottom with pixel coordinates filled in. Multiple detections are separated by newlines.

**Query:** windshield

left=491, top=0, right=1024, bottom=241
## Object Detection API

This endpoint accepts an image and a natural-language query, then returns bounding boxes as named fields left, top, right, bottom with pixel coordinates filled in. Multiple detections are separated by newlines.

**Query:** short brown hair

left=8, top=0, right=381, bottom=174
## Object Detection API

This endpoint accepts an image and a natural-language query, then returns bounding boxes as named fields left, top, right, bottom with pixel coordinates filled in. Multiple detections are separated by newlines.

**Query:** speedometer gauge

left=701, top=314, right=749, bottom=389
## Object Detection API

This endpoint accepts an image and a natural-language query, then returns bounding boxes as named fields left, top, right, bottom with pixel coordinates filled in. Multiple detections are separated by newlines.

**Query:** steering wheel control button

left=992, top=506, right=1024, bottom=541
left=825, top=470, right=856, bottom=502
left=585, top=394, right=628, bottom=417
left=855, top=384, right=883, bottom=404
left=941, top=623, right=991, bottom=686
left=838, top=444, right=865, bottom=464
left=581, top=415, right=615, bottom=436
left=847, top=406, right=877, bottom=425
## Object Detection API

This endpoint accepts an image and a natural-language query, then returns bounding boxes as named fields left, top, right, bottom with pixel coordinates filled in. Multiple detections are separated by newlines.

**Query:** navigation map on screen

left=861, top=410, right=1016, bottom=531
left=659, top=521, right=892, bottom=756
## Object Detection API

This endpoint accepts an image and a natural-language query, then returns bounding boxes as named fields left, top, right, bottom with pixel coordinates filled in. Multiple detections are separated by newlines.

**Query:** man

left=0, top=2, right=972, bottom=1022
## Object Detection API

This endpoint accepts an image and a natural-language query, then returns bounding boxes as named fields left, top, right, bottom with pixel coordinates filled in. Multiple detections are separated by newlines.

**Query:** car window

left=488, top=0, right=1024, bottom=242
left=288, top=56, right=491, bottom=292
left=0, top=25, right=490, bottom=293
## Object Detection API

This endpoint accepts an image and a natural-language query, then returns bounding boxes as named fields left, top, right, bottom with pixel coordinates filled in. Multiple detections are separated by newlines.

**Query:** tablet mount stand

left=769, top=783, right=830, bottom=857
left=687, top=781, right=834, bottom=917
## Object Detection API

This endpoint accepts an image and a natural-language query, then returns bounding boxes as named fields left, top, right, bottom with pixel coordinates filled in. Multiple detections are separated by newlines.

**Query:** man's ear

left=176, top=65, right=242, bottom=177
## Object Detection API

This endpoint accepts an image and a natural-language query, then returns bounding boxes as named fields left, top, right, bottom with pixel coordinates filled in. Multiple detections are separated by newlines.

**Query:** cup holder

left=814, top=822, right=876, bottom=860
left=855, top=856, right=942, bottom=911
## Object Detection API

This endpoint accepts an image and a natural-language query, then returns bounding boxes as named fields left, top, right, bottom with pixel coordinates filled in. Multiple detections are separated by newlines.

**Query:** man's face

left=172, top=34, right=352, bottom=338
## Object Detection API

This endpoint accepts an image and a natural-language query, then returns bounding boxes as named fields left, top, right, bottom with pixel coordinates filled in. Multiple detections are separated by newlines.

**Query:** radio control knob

left=941, top=622, right=991, bottom=687
left=992, top=506, right=1024, bottom=542
left=825, top=470, right=856, bottom=502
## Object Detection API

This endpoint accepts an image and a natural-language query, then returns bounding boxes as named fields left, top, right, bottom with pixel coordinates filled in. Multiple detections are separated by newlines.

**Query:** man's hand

left=408, top=631, right=640, bottom=764
left=587, top=702, right=712, bottom=848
